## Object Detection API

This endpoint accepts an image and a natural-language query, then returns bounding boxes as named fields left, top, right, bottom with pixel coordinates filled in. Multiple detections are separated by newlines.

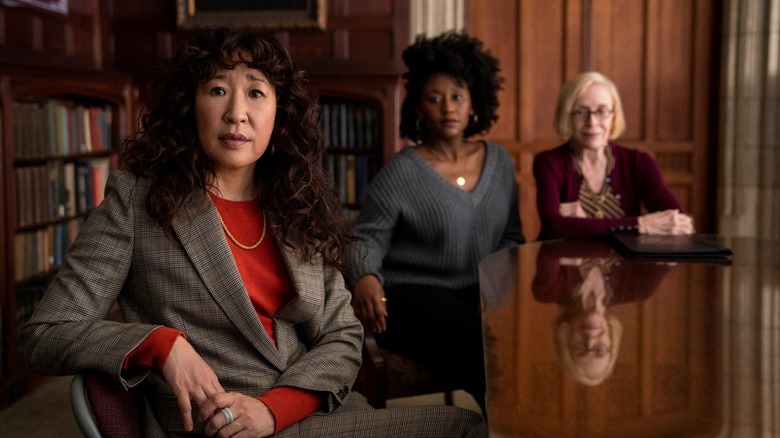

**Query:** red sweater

left=124, top=195, right=321, bottom=433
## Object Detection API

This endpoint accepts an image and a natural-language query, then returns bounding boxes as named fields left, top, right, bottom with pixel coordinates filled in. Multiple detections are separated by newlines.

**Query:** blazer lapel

left=273, top=240, right=324, bottom=352
left=171, top=194, right=288, bottom=371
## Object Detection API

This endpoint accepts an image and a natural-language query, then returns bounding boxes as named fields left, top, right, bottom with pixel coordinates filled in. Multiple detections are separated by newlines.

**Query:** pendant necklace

left=423, top=144, right=473, bottom=188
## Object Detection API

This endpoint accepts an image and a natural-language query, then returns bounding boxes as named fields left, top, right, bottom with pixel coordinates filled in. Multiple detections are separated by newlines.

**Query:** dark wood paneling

left=594, top=0, right=646, bottom=141
left=468, top=0, right=519, bottom=141
left=519, top=0, right=566, bottom=145
left=0, top=0, right=102, bottom=70
left=289, top=1, right=408, bottom=76
left=656, top=0, right=694, bottom=142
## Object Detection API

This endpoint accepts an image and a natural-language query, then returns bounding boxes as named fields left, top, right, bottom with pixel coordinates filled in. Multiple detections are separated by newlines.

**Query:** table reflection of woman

left=532, top=240, right=675, bottom=386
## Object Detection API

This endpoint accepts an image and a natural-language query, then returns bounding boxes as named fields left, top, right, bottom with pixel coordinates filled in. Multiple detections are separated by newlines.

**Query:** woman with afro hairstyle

left=346, top=31, right=525, bottom=414
left=21, top=27, right=487, bottom=437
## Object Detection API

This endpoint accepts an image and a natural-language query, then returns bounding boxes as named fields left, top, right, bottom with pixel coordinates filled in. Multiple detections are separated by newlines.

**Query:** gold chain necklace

left=219, top=210, right=266, bottom=250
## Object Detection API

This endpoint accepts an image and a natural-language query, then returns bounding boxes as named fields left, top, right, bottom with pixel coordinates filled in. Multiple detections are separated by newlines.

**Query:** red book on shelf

left=90, top=158, right=111, bottom=206
left=345, top=154, right=356, bottom=204
left=89, top=107, right=104, bottom=151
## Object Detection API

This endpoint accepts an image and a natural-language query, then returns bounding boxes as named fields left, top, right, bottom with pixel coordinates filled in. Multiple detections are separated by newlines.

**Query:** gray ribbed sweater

left=346, top=141, right=524, bottom=289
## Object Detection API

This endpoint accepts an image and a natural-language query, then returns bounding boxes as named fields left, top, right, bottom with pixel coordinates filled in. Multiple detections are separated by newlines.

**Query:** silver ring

left=222, top=407, right=234, bottom=425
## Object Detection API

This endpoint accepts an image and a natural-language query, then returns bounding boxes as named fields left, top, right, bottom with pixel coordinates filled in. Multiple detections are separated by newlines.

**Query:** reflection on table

left=478, top=237, right=779, bottom=438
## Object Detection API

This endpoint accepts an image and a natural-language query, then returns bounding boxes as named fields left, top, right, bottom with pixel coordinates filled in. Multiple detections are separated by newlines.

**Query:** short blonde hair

left=554, top=71, right=626, bottom=141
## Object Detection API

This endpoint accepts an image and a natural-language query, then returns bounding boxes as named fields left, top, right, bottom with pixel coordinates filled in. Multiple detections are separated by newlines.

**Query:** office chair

left=70, top=371, right=144, bottom=438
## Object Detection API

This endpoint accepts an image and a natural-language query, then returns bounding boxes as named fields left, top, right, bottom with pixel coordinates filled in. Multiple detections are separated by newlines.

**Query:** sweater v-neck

left=407, top=142, right=494, bottom=203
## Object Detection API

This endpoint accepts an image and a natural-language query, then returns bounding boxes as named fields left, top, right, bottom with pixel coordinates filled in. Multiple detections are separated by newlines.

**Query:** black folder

left=609, top=233, right=733, bottom=260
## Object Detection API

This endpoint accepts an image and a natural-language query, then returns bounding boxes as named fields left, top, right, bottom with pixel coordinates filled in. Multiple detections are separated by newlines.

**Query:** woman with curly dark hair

left=346, top=31, right=525, bottom=414
left=21, top=27, right=487, bottom=437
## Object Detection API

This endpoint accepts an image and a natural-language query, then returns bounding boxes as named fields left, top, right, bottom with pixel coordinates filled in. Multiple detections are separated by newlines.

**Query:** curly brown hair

left=121, top=27, right=350, bottom=267
left=399, top=31, right=503, bottom=143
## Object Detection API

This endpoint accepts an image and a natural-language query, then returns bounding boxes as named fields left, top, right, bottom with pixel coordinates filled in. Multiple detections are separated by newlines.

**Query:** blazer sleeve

left=20, top=171, right=161, bottom=386
left=274, top=261, right=363, bottom=412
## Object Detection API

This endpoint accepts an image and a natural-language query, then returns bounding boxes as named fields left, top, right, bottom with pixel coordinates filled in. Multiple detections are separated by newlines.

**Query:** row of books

left=14, top=218, right=83, bottom=282
left=14, top=158, right=111, bottom=228
left=320, top=99, right=380, bottom=150
left=324, top=153, right=372, bottom=205
left=12, top=99, right=114, bottom=160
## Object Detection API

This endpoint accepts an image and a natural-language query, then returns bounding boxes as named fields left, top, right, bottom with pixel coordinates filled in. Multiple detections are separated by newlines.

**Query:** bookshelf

left=313, top=75, right=404, bottom=220
left=321, top=96, right=381, bottom=216
left=0, top=69, right=135, bottom=407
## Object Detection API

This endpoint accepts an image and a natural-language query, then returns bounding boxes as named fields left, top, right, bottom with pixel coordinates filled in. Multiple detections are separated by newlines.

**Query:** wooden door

left=467, top=0, right=719, bottom=240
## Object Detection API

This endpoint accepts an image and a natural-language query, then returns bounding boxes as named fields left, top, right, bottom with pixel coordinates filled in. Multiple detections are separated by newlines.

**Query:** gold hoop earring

left=415, top=119, right=426, bottom=144
left=470, top=113, right=479, bottom=124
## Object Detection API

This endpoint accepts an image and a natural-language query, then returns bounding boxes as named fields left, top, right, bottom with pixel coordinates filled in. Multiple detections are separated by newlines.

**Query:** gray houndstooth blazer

left=21, top=170, right=365, bottom=433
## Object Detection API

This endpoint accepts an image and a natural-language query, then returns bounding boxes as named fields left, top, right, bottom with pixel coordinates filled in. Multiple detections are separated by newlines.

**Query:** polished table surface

left=478, top=236, right=779, bottom=438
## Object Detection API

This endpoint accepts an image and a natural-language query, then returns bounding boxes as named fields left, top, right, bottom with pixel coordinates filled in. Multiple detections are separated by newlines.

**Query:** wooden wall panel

left=337, top=0, right=393, bottom=16
left=656, top=0, right=694, bottom=142
left=349, top=29, right=396, bottom=59
left=0, top=0, right=102, bottom=70
left=288, top=0, right=408, bottom=76
left=518, top=0, right=566, bottom=146
left=0, top=0, right=95, bottom=70
left=467, top=0, right=718, bottom=240
left=468, top=0, right=519, bottom=141
left=593, top=0, right=646, bottom=141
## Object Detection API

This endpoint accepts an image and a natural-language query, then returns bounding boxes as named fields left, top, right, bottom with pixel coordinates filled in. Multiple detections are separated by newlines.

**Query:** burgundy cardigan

left=533, top=143, right=683, bottom=240
left=530, top=239, right=676, bottom=305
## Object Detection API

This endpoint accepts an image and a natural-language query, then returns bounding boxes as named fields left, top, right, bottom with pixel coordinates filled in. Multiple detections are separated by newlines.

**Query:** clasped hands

left=559, top=201, right=694, bottom=235
left=162, top=336, right=275, bottom=437
left=636, top=209, right=694, bottom=235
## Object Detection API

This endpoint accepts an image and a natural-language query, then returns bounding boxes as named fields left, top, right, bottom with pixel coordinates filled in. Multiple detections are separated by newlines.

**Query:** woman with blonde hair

left=553, top=264, right=624, bottom=386
left=534, top=71, right=693, bottom=240
left=532, top=240, right=675, bottom=386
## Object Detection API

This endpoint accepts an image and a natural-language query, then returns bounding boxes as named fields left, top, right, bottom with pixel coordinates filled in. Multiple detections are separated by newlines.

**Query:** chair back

left=70, top=372, right=144, bottom=438
left=354, top=329, right=456, bottom=408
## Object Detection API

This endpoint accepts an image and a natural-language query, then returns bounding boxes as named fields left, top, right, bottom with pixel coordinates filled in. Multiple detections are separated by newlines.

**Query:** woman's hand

left=638, top=209, right=694, bottom=235
left=162, top=336, right=225, bottom=431
left=200, top=392, right=275, bottom=437
left=560, top=201, right=587, bottom=218
left=351, top=274, right=388, bottom=334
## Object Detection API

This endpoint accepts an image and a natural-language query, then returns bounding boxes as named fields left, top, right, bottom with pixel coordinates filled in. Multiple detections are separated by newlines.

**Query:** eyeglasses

left=570, top=107, right=613, bottom=121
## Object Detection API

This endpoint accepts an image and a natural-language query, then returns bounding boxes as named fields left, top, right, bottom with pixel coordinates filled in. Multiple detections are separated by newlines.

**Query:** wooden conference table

left=478, top=236, right=778, bottom=437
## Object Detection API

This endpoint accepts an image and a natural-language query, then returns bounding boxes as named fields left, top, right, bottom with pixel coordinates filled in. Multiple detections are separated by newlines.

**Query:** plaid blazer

left=21, top=170, right=366, bottom=435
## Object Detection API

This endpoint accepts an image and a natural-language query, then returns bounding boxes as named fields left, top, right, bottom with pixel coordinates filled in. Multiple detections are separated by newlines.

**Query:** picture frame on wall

left=176, top=0, right=326, bottom=30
